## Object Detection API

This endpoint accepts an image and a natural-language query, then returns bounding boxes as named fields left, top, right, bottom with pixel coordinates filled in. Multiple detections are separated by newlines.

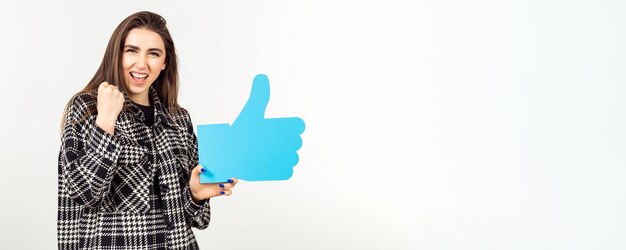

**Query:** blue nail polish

left=227, top=179, right=234, bottom=183
left=220, top=191, right=225, bottom=195
left=219, top=184, right=224, bottom=188
left=200, top=167, right=206, bottom=174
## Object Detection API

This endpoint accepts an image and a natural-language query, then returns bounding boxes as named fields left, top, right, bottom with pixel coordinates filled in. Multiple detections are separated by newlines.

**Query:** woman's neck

left=129, top=93, right=150, bottom=106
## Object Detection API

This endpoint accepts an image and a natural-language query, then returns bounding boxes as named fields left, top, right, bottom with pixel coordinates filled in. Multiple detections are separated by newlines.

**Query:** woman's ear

left=161, top=64, right=166, bottom=70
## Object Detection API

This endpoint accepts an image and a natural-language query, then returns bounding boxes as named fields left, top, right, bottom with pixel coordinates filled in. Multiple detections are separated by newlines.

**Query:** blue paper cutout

left=198, top=74, right=305, bottom=183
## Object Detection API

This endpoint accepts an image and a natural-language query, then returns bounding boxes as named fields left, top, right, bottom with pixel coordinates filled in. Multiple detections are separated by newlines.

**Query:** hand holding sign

left=198, top=74, right=305, bottom=183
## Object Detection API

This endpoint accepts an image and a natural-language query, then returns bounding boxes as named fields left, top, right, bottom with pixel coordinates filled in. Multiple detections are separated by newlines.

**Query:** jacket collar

left=124, top=86, right=179, bottom=129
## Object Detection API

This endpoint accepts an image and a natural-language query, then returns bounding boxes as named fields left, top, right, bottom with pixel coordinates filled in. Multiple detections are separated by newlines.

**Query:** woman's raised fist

left=95, top=82, right=125, bottom=135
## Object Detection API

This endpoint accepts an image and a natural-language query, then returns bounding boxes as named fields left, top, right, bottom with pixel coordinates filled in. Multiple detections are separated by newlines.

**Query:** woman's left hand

left=189, top=165, right=238, bottom=203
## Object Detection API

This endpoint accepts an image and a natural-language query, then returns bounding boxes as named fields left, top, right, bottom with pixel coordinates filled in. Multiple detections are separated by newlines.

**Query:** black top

left=135, top=102, right=155, bottom=127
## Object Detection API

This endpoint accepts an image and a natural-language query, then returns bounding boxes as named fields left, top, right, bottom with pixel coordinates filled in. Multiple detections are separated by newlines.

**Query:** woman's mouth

left=130, top=72, right=148, bottom=85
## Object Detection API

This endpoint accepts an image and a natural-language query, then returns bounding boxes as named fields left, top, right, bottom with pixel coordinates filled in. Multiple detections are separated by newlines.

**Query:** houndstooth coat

left=58, top=87, right=210, bottom=249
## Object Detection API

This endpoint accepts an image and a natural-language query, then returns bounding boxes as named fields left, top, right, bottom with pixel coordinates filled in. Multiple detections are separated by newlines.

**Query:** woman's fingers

left=216, top=177, right=238, bottom=196
left=189, top=166, right=241, bottom=199
left=192, top=164, right=203, bottom=176
left=218, top=178, right=238, bottom=187
left=99, top=81, right=108, bottom=90
left=220, top=189, right=233, bottom=196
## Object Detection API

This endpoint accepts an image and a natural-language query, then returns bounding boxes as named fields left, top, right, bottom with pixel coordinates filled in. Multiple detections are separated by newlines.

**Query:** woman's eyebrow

left=147, top=48, right=163, bottom=53
left=124, top=45, right=140, bottom=50
left=124, top=45, right=163, bottom=53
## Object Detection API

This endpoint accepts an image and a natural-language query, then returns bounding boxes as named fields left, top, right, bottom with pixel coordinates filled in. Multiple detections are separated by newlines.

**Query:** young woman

left=58, top=11, right=237, bottom=249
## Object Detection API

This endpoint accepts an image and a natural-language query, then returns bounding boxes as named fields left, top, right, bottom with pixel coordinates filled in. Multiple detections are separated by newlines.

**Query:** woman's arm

left=59, top=93, right=121, bottom=207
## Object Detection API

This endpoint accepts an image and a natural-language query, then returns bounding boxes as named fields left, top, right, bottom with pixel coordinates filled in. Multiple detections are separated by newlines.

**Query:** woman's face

left=122, top=28, right=166, bottom=105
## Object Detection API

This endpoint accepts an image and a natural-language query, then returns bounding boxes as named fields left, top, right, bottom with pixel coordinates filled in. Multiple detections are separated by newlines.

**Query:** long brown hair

left=61, top=11, right=180, bottom=129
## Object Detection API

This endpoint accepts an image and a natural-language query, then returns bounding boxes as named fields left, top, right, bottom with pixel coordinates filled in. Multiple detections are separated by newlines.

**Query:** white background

left=1, top=0, right=625, bottom=249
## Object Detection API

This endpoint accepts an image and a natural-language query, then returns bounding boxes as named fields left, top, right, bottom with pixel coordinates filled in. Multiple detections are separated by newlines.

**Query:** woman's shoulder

left=67, top=91, right=97, bottom=111
left=61, top=91, right=98, bottom=129
left=168, top=106, right=193, bottom=129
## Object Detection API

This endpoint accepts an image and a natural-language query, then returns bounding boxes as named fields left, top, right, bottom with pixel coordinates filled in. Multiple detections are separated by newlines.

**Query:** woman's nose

left=135, top=55, right=148, bottom=69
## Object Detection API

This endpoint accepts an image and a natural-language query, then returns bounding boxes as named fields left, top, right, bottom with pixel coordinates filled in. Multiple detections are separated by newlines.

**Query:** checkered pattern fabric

left=58, top=87, right=211, bottom=249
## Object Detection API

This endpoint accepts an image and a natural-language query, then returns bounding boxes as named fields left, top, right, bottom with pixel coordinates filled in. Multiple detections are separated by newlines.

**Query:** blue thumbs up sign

left=198, top=74, right=306, bottom=183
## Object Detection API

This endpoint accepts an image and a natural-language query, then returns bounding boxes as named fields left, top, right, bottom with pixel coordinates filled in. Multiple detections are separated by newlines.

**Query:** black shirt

left=135, top=102, right=155, bottom=127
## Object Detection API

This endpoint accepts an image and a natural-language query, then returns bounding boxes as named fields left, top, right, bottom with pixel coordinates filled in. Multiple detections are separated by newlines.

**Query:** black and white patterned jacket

left=58, top=87, right=210, bottom=249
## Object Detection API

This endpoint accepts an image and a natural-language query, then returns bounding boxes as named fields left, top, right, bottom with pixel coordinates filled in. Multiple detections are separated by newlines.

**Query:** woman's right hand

left=95, top=82, right=125, bottom=135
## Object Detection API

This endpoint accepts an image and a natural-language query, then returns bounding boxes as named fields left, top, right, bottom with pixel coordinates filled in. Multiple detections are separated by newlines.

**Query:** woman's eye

left=126, top=49, right=137, bottom=53
left=149, top=52, right=161, bottom=57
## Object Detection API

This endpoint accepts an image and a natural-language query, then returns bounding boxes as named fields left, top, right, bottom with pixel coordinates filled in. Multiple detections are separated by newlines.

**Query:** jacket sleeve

left=180, top=109, right=212, bottom=229
left=59, top=93, right=121, bottom=208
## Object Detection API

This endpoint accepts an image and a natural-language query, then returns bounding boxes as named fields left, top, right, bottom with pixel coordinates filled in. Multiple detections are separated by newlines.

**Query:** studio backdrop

left=0, top=0, right=624, bottom=249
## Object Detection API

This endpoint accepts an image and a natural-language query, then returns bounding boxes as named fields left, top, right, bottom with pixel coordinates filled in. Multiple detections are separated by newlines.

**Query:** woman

left=58, top=11, right=237, bottom=249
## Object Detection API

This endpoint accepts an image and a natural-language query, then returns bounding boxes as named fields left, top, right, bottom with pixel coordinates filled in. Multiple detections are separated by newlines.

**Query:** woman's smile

left=129, top=71, right=148, bottom=85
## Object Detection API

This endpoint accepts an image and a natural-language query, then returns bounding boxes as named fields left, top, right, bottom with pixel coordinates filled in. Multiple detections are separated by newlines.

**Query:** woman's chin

left=126, top=80, right=150, bottom=93
left=125, top=84, right=150, bottom=100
